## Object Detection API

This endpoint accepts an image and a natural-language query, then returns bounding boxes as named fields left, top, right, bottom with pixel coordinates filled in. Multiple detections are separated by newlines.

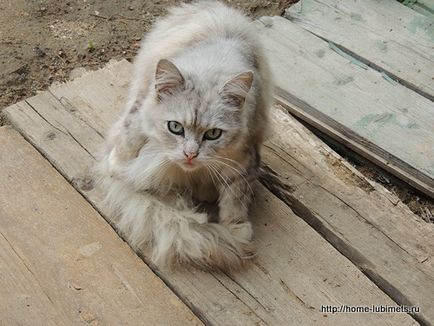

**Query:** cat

left=96, top=0, right=273, bottom=270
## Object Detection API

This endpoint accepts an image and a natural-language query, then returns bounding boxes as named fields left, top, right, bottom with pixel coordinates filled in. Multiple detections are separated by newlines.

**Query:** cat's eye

left=203, top=128, right=223, bottom=140
left=168, top=121, right=184, bottom=135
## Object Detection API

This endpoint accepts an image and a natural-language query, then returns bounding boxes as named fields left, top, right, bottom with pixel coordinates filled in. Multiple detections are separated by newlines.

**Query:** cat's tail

left=149, top=200, right=255, bottom=270
left=96, top=167, right=255, bottom=270
left=114, top=191, right=255, bottom=270
left=95, top=150, right=253, bottom=269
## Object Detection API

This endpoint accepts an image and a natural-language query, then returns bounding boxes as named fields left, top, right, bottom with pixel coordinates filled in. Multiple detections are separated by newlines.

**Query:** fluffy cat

left=97, top=0, right=272, bottom=270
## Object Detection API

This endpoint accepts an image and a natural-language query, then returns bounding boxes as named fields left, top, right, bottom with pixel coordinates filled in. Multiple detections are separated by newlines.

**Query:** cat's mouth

left=182, top=160, right=198, bottom=169
left=177, top=158, right=204, bottom=171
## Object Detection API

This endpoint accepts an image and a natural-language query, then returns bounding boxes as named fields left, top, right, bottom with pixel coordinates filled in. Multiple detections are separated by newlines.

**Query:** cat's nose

left=183, top=151, right=198, bottom=161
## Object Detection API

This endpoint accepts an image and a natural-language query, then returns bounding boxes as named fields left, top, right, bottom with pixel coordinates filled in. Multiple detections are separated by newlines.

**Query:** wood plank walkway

left=263, top=106, right=434, bottom=324
left=2, top=2, right=434, bottom=324
left=286, top=0, right=434, bottom=100
left=3, top=60, right=423, bottom=325
left=0, top=126, right=201, bottom=326
left=257, top=4, right=434, bottom=198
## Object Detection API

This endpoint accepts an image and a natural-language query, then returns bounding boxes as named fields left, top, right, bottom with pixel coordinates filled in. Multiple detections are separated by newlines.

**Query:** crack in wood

left=25, top=100, right=68, bottom=136
left=279, top=279, right=315, bottom=311
left=47, top=89, right=105, bottom=139
left=315, top=183, right=415, bottom=257
left=64, top=128, right=96, bottom=160
left=211, top=272, right=270, bottom=326
left=0, top=231, right=55, bottom=305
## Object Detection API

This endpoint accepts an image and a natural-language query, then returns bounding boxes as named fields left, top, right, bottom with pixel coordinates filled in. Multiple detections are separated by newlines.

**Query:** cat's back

left=151, top=1, right=253, bottom=46
left=130, top=1, right=261, bottom=99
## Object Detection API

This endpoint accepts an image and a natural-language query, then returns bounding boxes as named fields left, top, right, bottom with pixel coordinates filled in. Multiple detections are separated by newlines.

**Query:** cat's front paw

left=226, top=221, right=255, bottom=262
left=226, top=221, right=253, bottom=243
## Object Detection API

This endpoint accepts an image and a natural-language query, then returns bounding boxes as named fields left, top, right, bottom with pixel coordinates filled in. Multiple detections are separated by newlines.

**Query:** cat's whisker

left=141, top=158, right=168, bottom=179
left=211, top=159, right=254, bottom=196
left=133, top=158, right=171, bottom=191
left=211, top=158, right=247, bottom=181
left=213, top=155, right=248, bottom=172
left=204, top=164, right=218, bottom=188
left=208, top=162, right=249, bottom=213
left=148, top=159, right=171, bottom=186
left=206, top=163, right=222, bottom=186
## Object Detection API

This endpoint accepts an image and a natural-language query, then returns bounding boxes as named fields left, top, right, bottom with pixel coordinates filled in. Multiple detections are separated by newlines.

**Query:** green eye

left=168, top=121, right=184, bottom=135
left=204, top=128, right=223, bottom=140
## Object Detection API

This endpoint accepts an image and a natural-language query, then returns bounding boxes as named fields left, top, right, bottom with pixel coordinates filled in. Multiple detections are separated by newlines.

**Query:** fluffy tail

left=150, top=204, right=255, bottom=270
left=97, top=169, right=254, bottom=270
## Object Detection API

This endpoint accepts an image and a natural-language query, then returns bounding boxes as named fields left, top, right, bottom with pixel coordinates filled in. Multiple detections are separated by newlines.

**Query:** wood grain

left=254, top=16, right=434, bottom=198
left=0, top=126, right=202, bottom=326
left=3, top=60, right=417, bottom=325
left=285, top=0, right=434, bottom=101
left=261, top=106, right=434, bottom=325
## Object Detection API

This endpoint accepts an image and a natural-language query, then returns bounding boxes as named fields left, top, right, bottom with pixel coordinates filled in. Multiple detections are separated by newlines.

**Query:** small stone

left=68, top=281, right=83, bottom=290
left=80, top=310, right=96, bottom=323
left=33, top=46, right=46, bottom=58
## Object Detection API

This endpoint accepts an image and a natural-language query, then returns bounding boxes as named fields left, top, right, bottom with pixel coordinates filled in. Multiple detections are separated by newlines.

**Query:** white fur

left=97, top=156, right=254, bottom=269
left=96, top=1, right=272, bottom=270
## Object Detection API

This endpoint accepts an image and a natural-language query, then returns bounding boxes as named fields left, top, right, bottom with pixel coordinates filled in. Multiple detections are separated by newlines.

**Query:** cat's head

left=144, top=59, right=254, bottom=171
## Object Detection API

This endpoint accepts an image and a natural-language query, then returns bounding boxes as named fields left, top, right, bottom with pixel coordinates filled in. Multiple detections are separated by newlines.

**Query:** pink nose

left=184, top=151, right=198, bottom=161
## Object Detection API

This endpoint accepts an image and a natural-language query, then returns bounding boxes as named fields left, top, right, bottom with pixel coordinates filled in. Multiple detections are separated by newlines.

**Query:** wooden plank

left=0, top=233, right=60, bottom=326
left=3, top=60, right=417, bottom=325
left=254, top=16, right=434, bottom=199
left=260, top=105, right=434, bottom=325
left=410, top=0, right=434, bottom=17
left=285, top=0, right=434, bottom=101
left=0, top=126, right=202, bottom=326
left=417, top=0, right=434, bottom=14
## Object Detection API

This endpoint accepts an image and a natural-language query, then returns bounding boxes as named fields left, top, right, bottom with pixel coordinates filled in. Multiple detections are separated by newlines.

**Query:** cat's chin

left=177, top=161, right=201, bottom=172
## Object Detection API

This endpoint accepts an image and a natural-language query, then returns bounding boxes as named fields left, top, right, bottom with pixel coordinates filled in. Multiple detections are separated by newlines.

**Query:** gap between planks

left=254, top=15, right=434, bottom=199
left=285, top=0, right=434, bottom=102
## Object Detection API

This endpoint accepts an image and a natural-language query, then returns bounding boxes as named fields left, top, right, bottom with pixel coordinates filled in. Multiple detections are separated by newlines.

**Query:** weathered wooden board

left=254, top=16, right=434, bottom=199
left=0, top=232, right=60, bottom=326
left=3, top=60, right=417, bottom=325
left=0, top=126, right=202, bottom=326
left=261, top=106, right=434, bottom=325
left=285, top=0, right=434, bottom=101
left=410, top=0, right=434, bottom=16
left=417, top=0, right=434, bottom=14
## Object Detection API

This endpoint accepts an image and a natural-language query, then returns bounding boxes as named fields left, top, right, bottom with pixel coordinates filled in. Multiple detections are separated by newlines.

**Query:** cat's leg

left=218, top=148, right=258, bottom=223
left=218, top=178, right=253, bottom=224
left=218, top=176, right=255, bottom=242
left=217, top=149, right=259, bottom=246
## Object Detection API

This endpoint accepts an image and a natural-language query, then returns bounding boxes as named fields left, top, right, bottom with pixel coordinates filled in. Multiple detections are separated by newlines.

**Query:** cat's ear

left=155, top=59, right=185, bottom=99
left=219, top=71, right=254, bottom=108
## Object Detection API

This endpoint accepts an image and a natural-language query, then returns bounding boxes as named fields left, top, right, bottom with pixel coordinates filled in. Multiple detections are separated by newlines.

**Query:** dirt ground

left=0, top=0, right=432, bottom=221
left=0, top=0, right=294, bottom=109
